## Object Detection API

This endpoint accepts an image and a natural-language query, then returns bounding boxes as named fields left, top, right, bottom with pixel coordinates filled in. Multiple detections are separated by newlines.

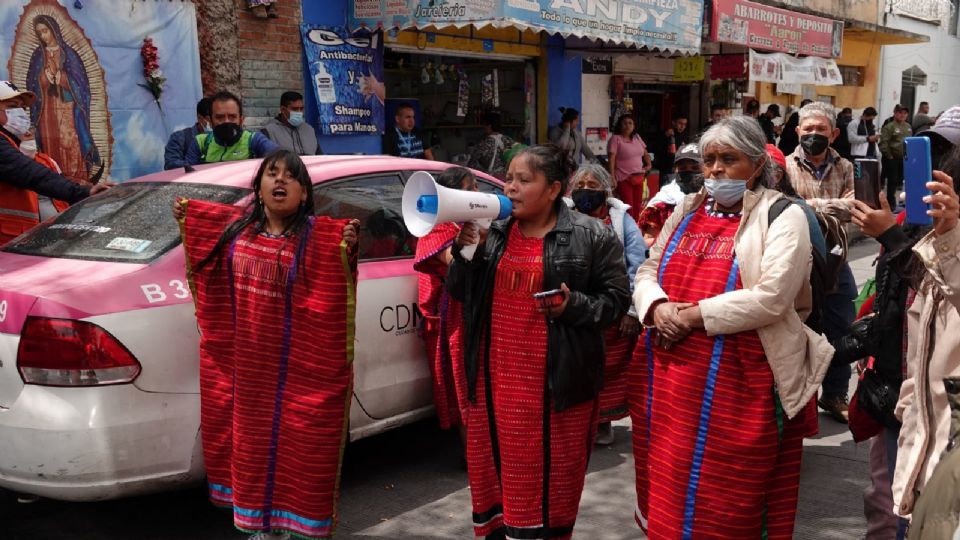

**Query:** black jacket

left=446, top=203, right=630, bottom=412
left=778, top=113, right=801, bottom=156
left=0, top=135, right=90, bottom=203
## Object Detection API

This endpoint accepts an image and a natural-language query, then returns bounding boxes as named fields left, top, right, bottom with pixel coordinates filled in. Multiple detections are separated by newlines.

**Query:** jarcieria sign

left=712, top=0, right=843, bottom=58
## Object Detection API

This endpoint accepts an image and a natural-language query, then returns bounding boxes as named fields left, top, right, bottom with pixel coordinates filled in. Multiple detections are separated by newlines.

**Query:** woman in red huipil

left=632, top=117, right=832, bottom=538
left=414, top=167, right=477, bottom=443
left=448, top=144, right=630, bottom=540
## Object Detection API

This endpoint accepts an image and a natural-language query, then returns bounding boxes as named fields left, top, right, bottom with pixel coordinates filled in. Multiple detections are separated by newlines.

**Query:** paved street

left=1, top=239, right=882, bottom=540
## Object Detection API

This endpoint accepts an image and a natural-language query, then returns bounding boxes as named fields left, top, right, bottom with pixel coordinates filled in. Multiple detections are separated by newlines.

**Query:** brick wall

left=236, top=1, right=304, bottom=128
left=197, top=0, right=304, bottom=129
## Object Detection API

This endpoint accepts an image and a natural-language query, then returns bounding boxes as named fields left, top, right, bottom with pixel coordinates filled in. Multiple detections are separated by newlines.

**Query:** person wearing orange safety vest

left=0, top=81, right=111, bottom=244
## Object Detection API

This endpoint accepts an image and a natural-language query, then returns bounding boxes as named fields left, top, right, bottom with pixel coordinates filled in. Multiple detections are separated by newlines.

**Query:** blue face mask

left=704, top=179, right=748, bottom=207
left=288, top=111, right=304, bottom=127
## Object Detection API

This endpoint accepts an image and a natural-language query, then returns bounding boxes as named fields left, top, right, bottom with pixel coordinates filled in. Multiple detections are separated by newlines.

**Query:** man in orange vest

left=0, top=81, right=111, bottom=243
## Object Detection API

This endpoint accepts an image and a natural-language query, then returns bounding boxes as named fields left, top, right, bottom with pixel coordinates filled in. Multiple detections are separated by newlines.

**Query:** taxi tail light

left=17, top=317, right=141, bottom=386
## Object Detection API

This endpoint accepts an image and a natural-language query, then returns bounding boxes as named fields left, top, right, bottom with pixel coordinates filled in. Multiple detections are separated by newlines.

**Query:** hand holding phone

left=925, top=170, right=960, bottom=237
left=904, top=137, right=933, bottom=226
left=854, top=159, right=881, bottom=210
left=533, top=284, right=570, bottom=318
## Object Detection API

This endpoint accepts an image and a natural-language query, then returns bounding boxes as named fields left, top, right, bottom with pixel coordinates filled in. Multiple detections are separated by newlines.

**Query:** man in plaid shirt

left=785, top=101, right=857, bottom=424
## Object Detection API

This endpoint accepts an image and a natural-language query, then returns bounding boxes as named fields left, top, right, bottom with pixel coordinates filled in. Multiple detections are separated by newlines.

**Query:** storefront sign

left=301, top=25, right=385, bottom=136
left=582, top=56, right=613, bottom=75
left=673, top=56, right=705, bottom=82
left=351, top=0, right=704, bottom=55
left=712, top=0, right=843, bottom=58
left=709, top=54, right=745, bottom=80
left=749, top=49, right=842, bottom=86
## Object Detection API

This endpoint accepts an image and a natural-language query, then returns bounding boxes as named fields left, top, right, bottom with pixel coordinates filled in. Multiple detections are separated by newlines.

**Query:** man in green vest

left=185, top=90, right=279, bottom=165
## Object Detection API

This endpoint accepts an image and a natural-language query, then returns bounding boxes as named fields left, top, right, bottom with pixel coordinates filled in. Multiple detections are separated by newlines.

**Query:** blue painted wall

left=301, top=0, right=380, bottom=155
left=546, top=34, right=581, bottom=133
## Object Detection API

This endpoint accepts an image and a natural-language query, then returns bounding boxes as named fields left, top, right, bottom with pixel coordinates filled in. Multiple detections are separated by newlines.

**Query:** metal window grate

left=902, top=66, right=928, bottom=86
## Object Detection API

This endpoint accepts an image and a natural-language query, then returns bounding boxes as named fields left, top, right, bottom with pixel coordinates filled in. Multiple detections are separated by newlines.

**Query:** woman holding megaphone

left=447, top=144, right=630, bottom=540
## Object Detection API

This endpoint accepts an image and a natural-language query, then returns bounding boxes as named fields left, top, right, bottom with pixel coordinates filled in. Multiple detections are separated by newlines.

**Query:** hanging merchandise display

left=457, top=67, right=470, bottom=117
left=748, top=49, right=842, bottom=86
left=301, top=25, right=385, bottom=136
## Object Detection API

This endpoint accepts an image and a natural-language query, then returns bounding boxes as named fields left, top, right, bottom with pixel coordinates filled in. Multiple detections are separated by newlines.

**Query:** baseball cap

left=926, top=105, right=960, bottom=147
left=767, top=104, right=781, bottom=117
left=0, top=81, right=35, bottom=107
left=674, top=143, right=701, bottom=164
left=766, top=144, right=786, bottom=169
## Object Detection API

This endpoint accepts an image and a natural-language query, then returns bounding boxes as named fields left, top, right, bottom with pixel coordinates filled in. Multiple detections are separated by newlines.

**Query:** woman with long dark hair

left=448, top=144, right=629, bottom=539
left=175, top=149, right=360, bottom=540
left=548, top=107, right=595, bottom=166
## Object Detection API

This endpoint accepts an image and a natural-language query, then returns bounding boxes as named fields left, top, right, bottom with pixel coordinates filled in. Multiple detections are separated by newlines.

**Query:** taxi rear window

left=3, top=182, right=248, bottom=263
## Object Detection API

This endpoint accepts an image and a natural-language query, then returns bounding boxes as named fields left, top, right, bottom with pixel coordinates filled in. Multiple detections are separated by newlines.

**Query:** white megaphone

left=402, top=171, right=512, bottom=261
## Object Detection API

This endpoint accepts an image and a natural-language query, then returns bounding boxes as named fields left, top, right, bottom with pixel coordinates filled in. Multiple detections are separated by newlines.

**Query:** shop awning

left=843, top=20, right=929, bottom=46
left=349, top=0, right=704, bottom=55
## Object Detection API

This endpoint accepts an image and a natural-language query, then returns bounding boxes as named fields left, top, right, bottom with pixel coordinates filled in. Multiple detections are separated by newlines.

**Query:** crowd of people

left=5, top=77, right=960, bottom=540
left=412, top=100, right=960, bottom=540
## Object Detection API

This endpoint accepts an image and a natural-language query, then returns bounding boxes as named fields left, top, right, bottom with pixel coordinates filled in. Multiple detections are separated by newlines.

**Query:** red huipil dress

left=467, top=223, right=597, bottom=540
left=627, top=326, right=654, bottom=531
left=181, top=200, right=356, bottom=540
left=641, top=200, right=810, bottom=540
left=414, top=223, right=467, bottom=429
left=598, top=214, right=635, bottom=423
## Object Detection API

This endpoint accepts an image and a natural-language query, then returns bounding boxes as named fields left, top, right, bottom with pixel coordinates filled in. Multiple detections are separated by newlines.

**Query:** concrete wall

left=878, top=14, right=960, bottom=118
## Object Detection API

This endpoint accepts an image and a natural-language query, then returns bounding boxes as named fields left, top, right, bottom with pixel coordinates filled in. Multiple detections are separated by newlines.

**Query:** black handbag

left=855, top=367, right=902, bottom=430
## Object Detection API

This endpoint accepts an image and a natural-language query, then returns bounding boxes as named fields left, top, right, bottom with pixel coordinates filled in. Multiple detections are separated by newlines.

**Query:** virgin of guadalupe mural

left=8, top=0, right=111, bottom=183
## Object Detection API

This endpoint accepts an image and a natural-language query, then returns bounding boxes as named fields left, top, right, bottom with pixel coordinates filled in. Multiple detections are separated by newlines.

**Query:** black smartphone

left=533, top=289, right=565, bottom=309
left=854, top=158, right=881, bottom=210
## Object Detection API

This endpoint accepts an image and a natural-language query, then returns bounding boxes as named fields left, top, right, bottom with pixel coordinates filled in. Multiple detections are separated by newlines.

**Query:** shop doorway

left=901, top=66, right=926, bottom=121
left=383, top=49, right=536, bottom=165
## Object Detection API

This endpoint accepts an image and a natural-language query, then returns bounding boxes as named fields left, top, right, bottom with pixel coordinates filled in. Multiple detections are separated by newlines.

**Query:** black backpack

left=767, top=198, right=845, bottom=334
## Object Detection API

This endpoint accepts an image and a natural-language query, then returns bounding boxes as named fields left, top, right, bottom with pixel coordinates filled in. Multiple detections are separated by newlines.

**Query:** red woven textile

left=643, top=203, right=804, bottom=539
left=628, top=332, right=653, bottom=532
left=598, top=327, right=635, bottom=422
left=181, top=200, right=356, bottom=539
left=414, top=223, right=466, bottom=429
left=467, top=223, right=596, bottom=540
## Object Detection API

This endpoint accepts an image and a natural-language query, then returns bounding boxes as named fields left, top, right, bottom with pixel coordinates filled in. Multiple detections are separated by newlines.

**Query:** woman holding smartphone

left=447, top=144, right=630, bottom=540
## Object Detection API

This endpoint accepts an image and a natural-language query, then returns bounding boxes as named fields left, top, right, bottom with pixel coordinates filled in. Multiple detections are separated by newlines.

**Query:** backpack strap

left=768, top=196, right=793, bottom=226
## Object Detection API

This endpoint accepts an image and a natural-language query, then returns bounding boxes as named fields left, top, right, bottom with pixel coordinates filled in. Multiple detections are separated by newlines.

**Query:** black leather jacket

left=446, top=203, right=630, bottom=412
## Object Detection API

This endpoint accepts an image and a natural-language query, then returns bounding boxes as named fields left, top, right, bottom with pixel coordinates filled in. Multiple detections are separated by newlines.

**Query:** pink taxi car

left=0, top=156, right=499, bottom=501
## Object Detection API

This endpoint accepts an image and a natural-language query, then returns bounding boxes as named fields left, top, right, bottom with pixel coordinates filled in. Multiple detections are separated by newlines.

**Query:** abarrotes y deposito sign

left=301, top=25, right=385, bottom=136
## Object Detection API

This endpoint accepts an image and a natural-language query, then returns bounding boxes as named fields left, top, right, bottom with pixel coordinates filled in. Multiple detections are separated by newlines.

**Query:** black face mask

left=571, top=189, right=607, bottom=214
left=800, top=133, right=830, bottom=156
left=675, top=171, right=704, bottom=194
left=213, top=122, right=243, bottom=146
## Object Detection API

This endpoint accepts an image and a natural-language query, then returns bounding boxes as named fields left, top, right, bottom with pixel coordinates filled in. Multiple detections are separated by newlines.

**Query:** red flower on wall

left=139, top=37, right=166, bottom=102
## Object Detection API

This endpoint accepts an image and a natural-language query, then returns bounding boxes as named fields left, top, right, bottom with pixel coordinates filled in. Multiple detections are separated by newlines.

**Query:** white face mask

left=3, top=108, right=30, bottom=139
left=19, top=139, right=37, bottom=159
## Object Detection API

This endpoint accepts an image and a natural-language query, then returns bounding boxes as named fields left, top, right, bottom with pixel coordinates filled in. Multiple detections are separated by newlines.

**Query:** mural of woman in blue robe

left=26, top=15, right=101, bottom=183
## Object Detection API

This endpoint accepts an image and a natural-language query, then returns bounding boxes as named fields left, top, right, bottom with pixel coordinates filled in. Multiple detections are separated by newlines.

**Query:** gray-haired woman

left=568, top=163, right=645, bottom=445
left=631, top=116, right=833, bottom=537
